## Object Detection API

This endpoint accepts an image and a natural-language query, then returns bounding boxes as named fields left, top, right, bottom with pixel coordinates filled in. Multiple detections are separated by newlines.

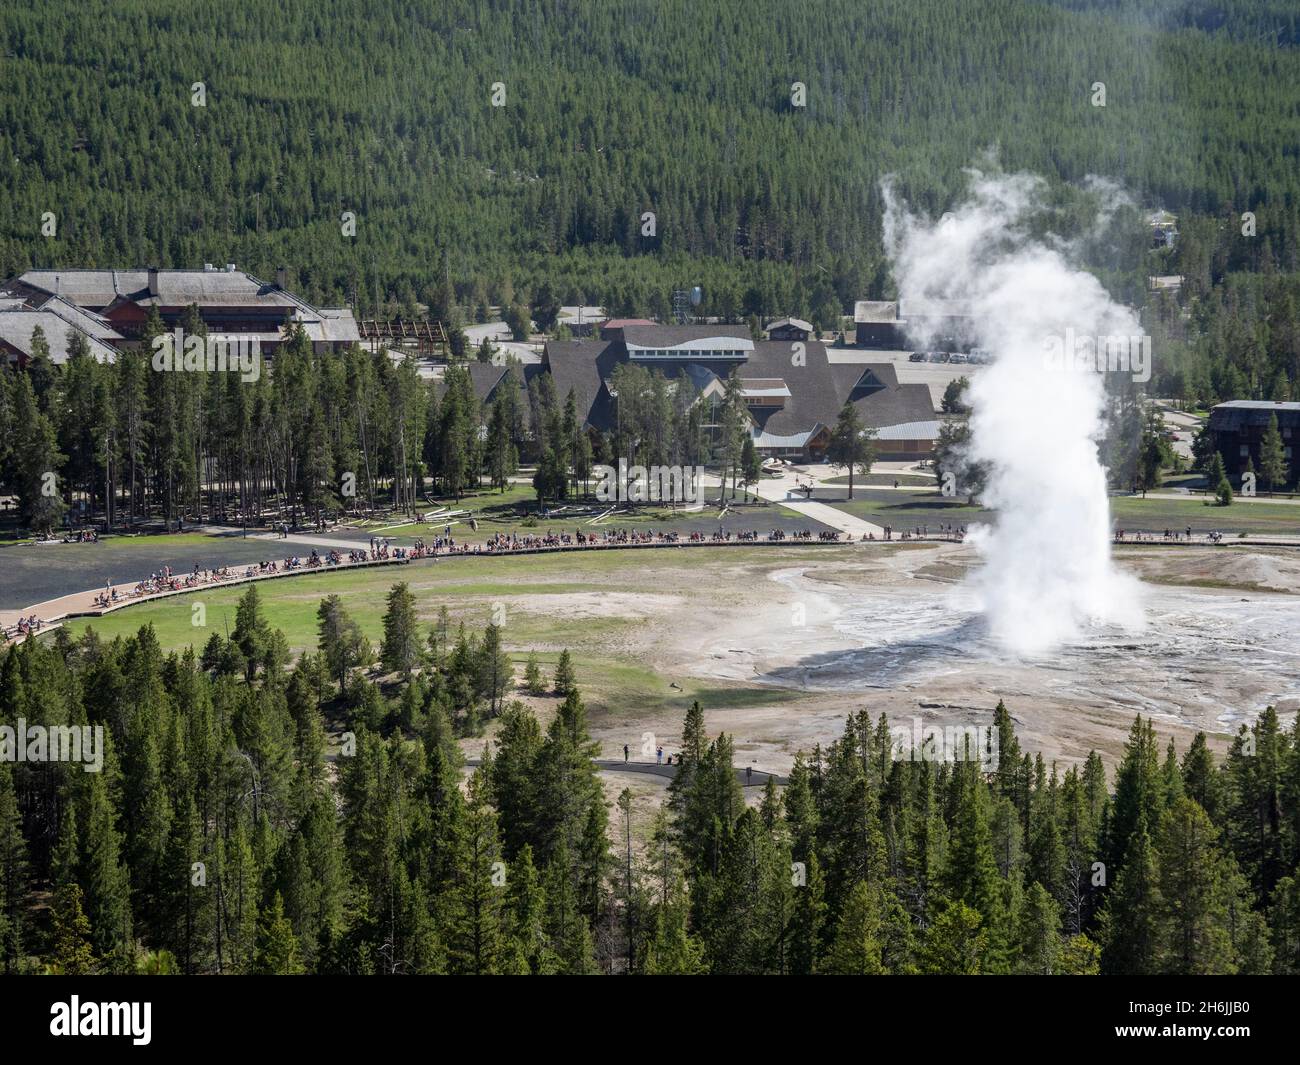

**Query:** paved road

left=240, top=530, right=390, bottom=551
left=699, top=469, right=886, bottom=538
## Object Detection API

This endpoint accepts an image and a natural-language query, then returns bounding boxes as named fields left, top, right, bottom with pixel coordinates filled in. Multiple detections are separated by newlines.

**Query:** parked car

left=949, top=352, right=968, bottom=364
left=969, top=347, right=992, bottom=364
left=909, top=351, right=927, bottom=362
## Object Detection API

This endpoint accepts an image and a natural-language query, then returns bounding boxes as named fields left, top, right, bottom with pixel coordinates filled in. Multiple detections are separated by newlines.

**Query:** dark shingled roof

left=543, top=340, right=621, bottom=429
left=540, top=335, right=935, bottom=443
left=828, top=362, right=899, bottom=397
left=19, top=269, right=301, bottom=309
left=1209, top=400, right=1300, bottom=431
left=854, top=382, right=936, bottom=428
left=433, top=361, right=529, bottom=410
left=464, top=362, right=509, bottom=404
left=0, top=309, right=119, bottom=364
left=740, top=340, right=841, bottom=441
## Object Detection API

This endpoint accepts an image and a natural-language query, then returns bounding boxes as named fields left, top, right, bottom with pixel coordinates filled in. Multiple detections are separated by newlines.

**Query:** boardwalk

left=8, top=526, right=1299, bottom=644
left=0, top=555, right=411, bottom=641
left=0, top=535, right=852, bottom=638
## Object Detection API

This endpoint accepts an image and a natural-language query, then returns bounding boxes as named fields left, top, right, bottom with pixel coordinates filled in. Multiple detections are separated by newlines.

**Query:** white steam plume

left=883, top=168, right=1144, bottom=654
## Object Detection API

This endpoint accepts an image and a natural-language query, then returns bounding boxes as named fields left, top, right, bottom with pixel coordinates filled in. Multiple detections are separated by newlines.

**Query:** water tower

left=672, top=285, right=703, bottom=324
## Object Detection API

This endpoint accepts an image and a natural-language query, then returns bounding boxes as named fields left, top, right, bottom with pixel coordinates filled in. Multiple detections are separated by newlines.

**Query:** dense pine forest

left=1, top=0, right=1299, bottom=319
left=1, top=1, right=1298, bottom=421
left=1, top=586, right=1298, bottom=974
left=0, top=308, right=734, bottom=535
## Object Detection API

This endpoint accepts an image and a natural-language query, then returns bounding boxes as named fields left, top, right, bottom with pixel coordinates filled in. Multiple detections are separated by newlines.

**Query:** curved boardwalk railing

left=1, top=555, right=413, bottom=644
left=7, top=529, right=1299, bottom=645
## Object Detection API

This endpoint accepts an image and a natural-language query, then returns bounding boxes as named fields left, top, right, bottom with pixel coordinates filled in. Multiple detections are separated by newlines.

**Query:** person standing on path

left=623, top=744, right=629, bottom=763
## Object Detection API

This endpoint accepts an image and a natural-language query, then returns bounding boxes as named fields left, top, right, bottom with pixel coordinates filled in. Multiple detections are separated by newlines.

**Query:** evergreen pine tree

left=826, top=401, right=876, bottom=499
left=445, top=774, right=511, bottom=975
left=552, top=649, right=576, bottom=697
left=1154, top=797, right=1241, bottom=975
left=1258, top=412, right=1288, bottom=491
left=523, top=652, right=545, bottom=696
left=380, top=582, right=421, bottom=677
left=253, top=891, right=305, bottom=975
left=1099, top=812, right=1162, bottom=975
left=1016, top=881, right=1062, bottom=974
left=49, top=883, right=96, bottom=975
left=920, top=901, right=987, bottom=975
left=820, top=880, right=884, bottom=974
left=0, top=765, right=29, bottom=974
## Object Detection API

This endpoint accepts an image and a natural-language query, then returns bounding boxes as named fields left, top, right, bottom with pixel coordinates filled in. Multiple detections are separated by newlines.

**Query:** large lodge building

left=0, top=265, right=360, bottom=366
left=541, top=322, right=939, bottom=463
left=853, top=298, right=975, bottom=350
left=1208, top=400, right=1299, bottom=479
left=2, top=267, right=941, bottom=463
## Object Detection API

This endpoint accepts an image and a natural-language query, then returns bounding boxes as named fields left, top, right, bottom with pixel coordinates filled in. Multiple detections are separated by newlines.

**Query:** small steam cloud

left=883, top=167, right=1144, bottom=654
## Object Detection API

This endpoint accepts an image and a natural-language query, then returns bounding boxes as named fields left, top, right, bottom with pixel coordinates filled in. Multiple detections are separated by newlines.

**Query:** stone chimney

left=147, top=266, right=160, bottom=298
left=276, top=266, right=287, bottom=290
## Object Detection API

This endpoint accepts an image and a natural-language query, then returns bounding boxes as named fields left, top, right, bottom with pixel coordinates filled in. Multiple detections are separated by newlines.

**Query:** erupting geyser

left=884, top=168, right=1144, bottom=654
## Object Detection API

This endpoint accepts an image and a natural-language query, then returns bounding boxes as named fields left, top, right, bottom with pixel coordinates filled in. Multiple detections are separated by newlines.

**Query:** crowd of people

left=873, top=523, right=967, bottom=542
left=111, top=564, right=240, bottom=599
left=766, top=528, right=836, bottom=541
left=471, top=526, right=851, bottom=553
left=1114, top=526, right=1224, bottom=544
left=87, top=540, right=437, bottom=610
left=2, top=615, right=44, bottom=642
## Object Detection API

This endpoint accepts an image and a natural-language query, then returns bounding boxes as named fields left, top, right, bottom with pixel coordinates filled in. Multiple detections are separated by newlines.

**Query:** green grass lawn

left=818, top=486, right=1300, bottom=536
left=74, top=545, right=834, bottom=647
left=825, top=490, right=991, bottom=526
left=96, top=532, right=233, bottom=551
left=75, top=555, right=638, bottom=648
left=1110, top=495, right=1300, bottom=536
left=65, top=545, right=824, bottom=720
left=1158, top=474, right=1206, bottom=490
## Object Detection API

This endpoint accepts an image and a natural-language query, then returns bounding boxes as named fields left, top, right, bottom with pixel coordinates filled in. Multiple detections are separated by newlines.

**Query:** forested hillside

left=2, top=0, right=1298, bottom=319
